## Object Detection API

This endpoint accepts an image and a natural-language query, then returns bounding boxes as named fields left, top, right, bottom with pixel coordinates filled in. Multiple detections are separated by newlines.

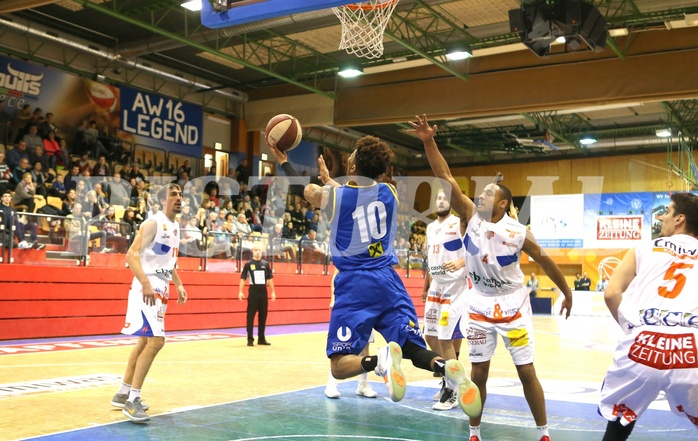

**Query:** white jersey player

left=412, top=113, right=573, bottom=441
left=112, top=184, right=187, bottom=423
left=422, top=190, right=469, bottom=411
left=599, top=192, right=698, bottom=440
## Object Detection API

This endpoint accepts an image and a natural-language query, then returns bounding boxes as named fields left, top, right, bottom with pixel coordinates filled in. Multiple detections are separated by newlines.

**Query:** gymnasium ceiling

left=2, top=0, right=698, bottom=170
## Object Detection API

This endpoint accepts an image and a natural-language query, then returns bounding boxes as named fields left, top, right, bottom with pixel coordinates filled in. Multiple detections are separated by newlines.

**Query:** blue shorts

left=326, top=266, right=426, bottom=357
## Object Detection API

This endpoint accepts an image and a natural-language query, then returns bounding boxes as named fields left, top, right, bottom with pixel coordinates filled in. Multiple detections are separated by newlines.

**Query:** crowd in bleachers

left=0, top=101, right=423, bottom=265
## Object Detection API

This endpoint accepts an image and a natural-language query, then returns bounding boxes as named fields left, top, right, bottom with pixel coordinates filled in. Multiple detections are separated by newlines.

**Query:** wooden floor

left=1, top=316, right=695, bottom=441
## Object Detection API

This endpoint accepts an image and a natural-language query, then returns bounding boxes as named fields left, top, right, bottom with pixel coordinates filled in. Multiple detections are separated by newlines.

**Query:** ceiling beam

left=74, top=0, right=337, bottom=100
left=334, top=29, right=698, bottom=126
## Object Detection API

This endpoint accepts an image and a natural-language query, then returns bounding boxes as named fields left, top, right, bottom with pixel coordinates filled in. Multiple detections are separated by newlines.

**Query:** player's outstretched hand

left=268, top=141, right=288, bottom=165
left=318, top=155, right=331, bottom=184
left=559, top=296, right=572, bottom=319
left=407, top=114, right=438, bottom=143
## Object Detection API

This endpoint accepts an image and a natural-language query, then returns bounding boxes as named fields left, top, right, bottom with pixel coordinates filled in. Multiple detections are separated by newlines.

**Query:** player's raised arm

left=522, top=229, right=573, bottom=318
left=409, top=114, right=475, bottom=223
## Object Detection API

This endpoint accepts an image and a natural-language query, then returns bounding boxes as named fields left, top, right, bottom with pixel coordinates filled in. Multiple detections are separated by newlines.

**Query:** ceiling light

left=579, top=136, right=597, bottom=146
left=656, top=128, right=672, bottom=138
left=555, top=36, right=566, bottom=43
left=608, top=28, right=629, bottom=37
left=338, top=66, right=363, bottom=78
left=445, top=43, right=472, bottom=61
left=181, top=1, right=201, bottom=12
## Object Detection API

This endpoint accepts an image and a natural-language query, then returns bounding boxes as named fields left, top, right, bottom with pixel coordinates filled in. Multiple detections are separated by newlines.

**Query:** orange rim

left=345, top=0, right=398, bottom=11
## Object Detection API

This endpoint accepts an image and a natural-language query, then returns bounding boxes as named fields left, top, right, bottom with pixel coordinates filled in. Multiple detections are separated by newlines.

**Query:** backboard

left=201, top=0, right=358, bottom=29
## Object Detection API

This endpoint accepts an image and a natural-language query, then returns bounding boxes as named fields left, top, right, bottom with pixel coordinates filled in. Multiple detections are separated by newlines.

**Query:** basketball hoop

left=333, top=0, right=399, bottom=59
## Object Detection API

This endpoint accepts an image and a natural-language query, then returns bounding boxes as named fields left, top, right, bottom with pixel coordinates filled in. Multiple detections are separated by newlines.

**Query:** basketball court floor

left=1, top=316, right=695, bottom=441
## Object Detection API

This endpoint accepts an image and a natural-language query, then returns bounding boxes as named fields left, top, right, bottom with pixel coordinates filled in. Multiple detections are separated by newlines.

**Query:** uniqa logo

left=0, top=63, right=44, bottom=96
left=336, top=326, right=352, bottom=342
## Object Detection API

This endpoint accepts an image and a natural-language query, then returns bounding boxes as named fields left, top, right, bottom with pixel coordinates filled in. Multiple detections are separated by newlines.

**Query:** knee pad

left=402, top=341, right=439, bottom=371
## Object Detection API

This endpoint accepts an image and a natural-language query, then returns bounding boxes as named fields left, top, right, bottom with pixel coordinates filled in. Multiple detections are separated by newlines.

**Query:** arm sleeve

left=240, top=262, right=249, bottom=280
left=266, top=262, right=273, bottom=279
left=281, top=162, right=301, bottom=177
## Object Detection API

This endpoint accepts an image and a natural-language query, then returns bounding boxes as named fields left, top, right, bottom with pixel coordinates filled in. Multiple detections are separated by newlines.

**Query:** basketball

left=265, top=114, right=302, bottom=152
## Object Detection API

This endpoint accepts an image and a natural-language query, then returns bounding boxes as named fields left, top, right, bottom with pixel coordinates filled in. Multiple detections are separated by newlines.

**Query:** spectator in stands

left=12, top=172, right=36, bottom=213
left=121, top=207, right=137, bottom=237
left=573, top=273, right=583, bottom=291
left=101, top=206, right=128, bottom=253
left=1, top=190, right=42, bottom=250
left=9, top=104, right=31, bottom=144
left=316, top=211, right=329, bottom=242
left=94, top=182, right=108, bottom=206
left=64, top=164, right=80, bottom=191
left=147, top=202, right=161, bottom=220
left=60, top=188, right=77, bottom=216
left=301, top=229, right=326, bottom=264
left=307, top=211, right=318, bottom=234
left=282, top=220, right=297, bottom=240
left=92, top=155, right=111, bottom=178
left=580, top=272, right=592, bottom=291
left=29, top=145, right=49, bottom=173
left=78, top=120, right=108, bottom=159
left=203, top=198, right=217, bottom=217
left=176, top=171, right=188, bottom=189
left=526, top=273, right=539, bottom=298
left=130, top=180, right=145, bottom=206
left=38, top=112, right=58, bottom=139
left=129, top=163, right=145, bottom=183
left=106, top=129, right=127, bottom=163
left=261, top=206, right=277, bottom=234
left=22, top=124, right=43, bottom=151
left=12, top=158, right=31, bottom=188
left=250, top=206, right=263, bottom=233
left=107, top=172, right=128, bottom=207
left=206, top=165, right=216, bottom=176
left=270, top=222, right=296, bottom=262
left=177, top=159, right=192, bottom=178
left=65, top=202, right=107, bottom=254
left=7, top=140, right=29, bottom=170
left=180, top=214, right=203, bottom=256
left=75, top=179, right=89, bottom=205
left=119, top=163, right=132, bottom=179
left=42, top=130, right=69, bottom=170
left=0, top=152, right=12, bottom=193
left=235, top=158, right=249, bottom=184
left=206, top=210, right=233, bottom=259
left=205, top=186, right=220, bottom=207
left=76, top=153, right=91, bottom=174
left=233, top=213, right=252, bottom=237
left=86, top=189, right=107, bottom=218
left=30, top=160, right=49, bottom=197
left=49, top=173, right=66, bottom=199
left=596, top=276, right=608, bottom=292
left=134, top=199, right=148, bottom=226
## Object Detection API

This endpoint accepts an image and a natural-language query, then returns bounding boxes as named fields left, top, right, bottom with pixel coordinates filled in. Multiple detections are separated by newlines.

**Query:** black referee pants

left=246, top=290, right=268, bottom=342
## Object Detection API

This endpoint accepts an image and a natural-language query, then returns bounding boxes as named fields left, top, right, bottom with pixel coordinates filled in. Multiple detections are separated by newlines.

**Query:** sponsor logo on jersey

left=468, top=271, right=514, bottom=290
left=337, top=326, right=352, bottom=342
left=639, top=308, right=698, bottom=328
left=506, top=328, right=529, bottom=347
left=467, top=328, right=487, bottom=345
left=368, top=242, right=384, bottom=257
left=628, top=331, right=697, bottom=370
left=155, top=268, right=173, bottom=279
left=652, top=238, right=698, bottom=259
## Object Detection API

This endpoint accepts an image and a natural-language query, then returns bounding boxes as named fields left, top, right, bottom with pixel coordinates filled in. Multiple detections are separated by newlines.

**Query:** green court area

left=30, top=381, right=695, bottom=441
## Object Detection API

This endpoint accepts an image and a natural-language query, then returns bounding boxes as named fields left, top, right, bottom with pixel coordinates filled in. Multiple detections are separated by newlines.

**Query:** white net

left=333, top=0, right=399, bottom=59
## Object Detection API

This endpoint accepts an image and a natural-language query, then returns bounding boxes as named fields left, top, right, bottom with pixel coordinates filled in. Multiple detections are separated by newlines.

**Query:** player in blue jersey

left=304, top=135, right=481, bottom=416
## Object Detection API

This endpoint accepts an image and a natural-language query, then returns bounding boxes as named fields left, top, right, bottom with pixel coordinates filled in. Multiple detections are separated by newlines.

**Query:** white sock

left=359, top=371, right=368, bottom=382
left=128, top=388, right=141, bottom=402
left=469, top=425, right=481, bottom=439
left=118, top=382, right=131, bottom=395
left=327, top=369, right=337, bottom=385
left=537, top=425, right=549, bottom=439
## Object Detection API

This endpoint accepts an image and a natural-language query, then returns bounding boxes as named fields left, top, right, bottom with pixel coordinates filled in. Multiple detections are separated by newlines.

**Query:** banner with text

left=120, top=85, right=203, bottom=156
left=583, top=192, right=653, bottom=249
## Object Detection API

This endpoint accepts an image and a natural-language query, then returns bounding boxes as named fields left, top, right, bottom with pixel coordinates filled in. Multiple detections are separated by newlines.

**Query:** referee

left=239, top=244, right=276, bottom=346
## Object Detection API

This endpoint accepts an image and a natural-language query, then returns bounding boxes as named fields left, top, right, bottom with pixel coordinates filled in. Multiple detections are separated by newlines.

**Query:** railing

left=297, top=238, right=330, bottom=275
left=405, top=250, right=427, bottom=279
left=269, top=237, right=299, bottom=274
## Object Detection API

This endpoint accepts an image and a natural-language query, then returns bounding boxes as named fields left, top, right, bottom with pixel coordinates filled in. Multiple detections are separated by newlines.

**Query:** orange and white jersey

left=140, top=211, right=180, bottom=281
left=464, top=213, right=525, bottom=295
left=617, top=234, right=698, bottom=335
left=426, top=214, right=465, bottom=282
